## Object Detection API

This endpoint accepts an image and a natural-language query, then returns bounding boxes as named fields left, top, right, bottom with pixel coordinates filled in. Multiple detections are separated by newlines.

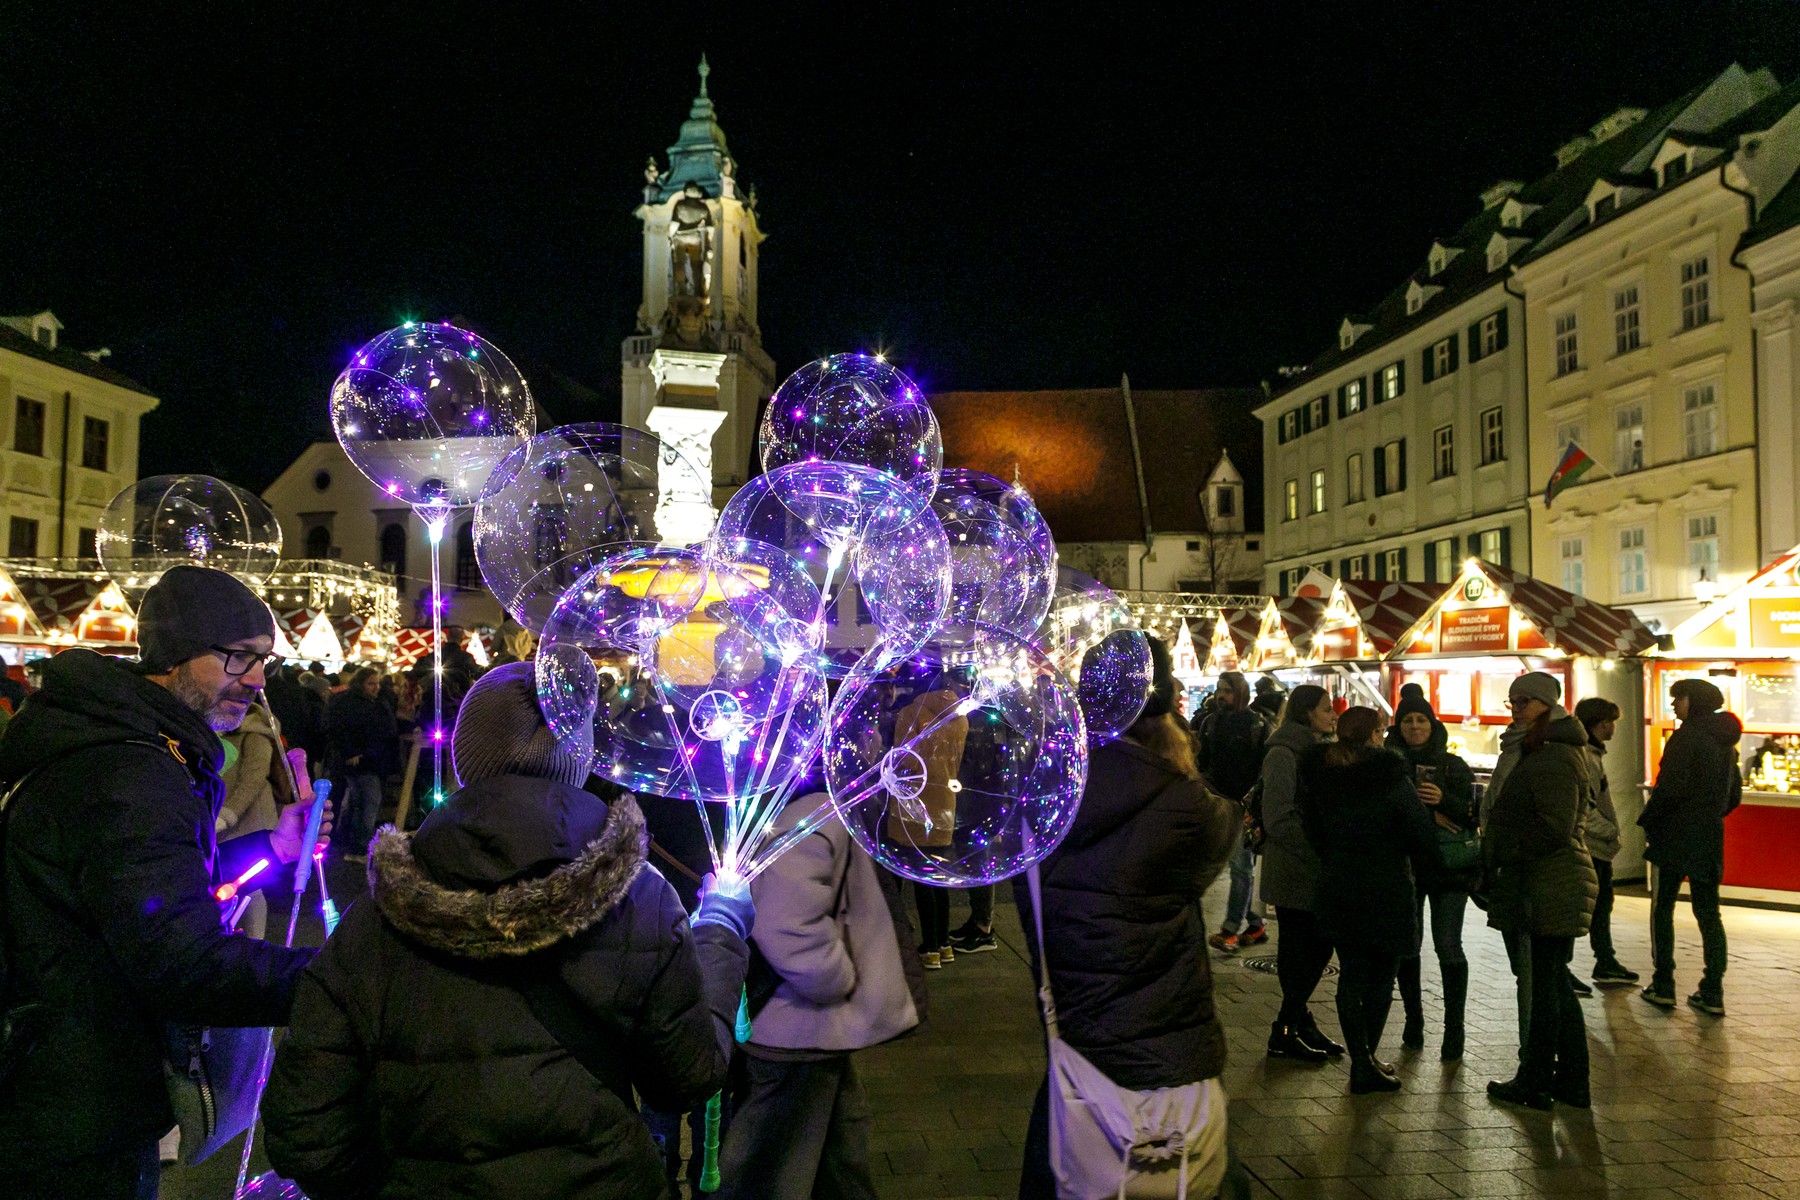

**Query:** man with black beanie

left=0, top=566, right=327, bottom=1199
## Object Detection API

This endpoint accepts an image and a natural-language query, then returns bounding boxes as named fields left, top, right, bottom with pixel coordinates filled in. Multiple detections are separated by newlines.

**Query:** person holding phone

left=1386, top=684, right=1479, bottom=1060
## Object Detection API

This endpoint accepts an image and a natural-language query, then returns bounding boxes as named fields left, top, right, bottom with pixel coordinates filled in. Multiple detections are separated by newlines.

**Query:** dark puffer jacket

left=1299, top=744, right=1440, bottom=958
left=1385, top=720, right=1479, bottom=894
left=1483, top=714, right=1598, bottom=938
left=0, top=649, right=311, bottom=1162
left=1640, top=710, right=1744, bottom=883
left=262, top=777, right=748, bottom=1199
left=327, top=690, right=398, bottom=775
left=1012, top=737, right=1239, bottom=1089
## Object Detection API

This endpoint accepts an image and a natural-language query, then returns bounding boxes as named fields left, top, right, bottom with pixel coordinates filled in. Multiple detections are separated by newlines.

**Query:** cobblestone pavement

left=166, top=866, right=1800, bottom=1200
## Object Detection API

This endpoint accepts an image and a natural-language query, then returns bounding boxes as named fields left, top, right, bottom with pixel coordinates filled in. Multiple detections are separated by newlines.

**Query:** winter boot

left=1397, top=956, right=1425, bottom=1049
left=1267, top=1019, right=1330, bottom=1064
left=1440, top=960, right=1469, bottom=1061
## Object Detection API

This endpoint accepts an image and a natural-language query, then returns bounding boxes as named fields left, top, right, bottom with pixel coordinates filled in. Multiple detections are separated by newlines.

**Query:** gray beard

left=167, top=664, right=249, bottom=733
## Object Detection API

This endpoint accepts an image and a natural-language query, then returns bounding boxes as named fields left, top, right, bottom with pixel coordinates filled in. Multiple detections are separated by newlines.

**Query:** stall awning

left=1312, top=579, right=1439, bottom=662
left=1667, top=543, right=1800, bottom=656
left=1248, top=596, right=1324, bottom=670
left=1392, top=559, right=1657, bottom=660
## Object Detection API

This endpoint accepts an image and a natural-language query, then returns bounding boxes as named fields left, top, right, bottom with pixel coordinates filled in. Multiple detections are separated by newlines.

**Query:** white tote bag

left=1028, top=866, right=1229, bottom=1200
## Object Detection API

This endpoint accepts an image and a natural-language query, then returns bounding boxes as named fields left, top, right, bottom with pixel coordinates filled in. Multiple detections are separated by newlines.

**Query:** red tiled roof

left=929, top=386, right=1263, bottom=543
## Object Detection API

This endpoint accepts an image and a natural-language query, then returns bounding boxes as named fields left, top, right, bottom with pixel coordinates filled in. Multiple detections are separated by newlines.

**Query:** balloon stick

left=425, top=511, right=449, bottom=812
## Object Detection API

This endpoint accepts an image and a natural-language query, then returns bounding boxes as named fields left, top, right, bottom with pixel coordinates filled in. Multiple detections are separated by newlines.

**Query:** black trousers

left=1518, top=934, right=1588, bottom=1094
left=716, top=1054, right=876, bottom=1200
left=1334, top=946, right=1398, bottom=1061
left=0, top=1141, right=159, bottom=1200
left=1589, top=859, right=1618, bottom=965
left=915, top=882, right=951, bottom=949
left=1651, top=865, right=1728, bottom=993
left=1275, top=906, right=1334, bottom=1025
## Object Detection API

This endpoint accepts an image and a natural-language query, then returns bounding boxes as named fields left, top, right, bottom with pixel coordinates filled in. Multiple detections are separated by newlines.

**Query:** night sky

left=6, top=3, right=1800, bottom=493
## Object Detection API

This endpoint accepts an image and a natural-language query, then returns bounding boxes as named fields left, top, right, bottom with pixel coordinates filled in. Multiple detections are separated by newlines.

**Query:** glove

left=693, top=872, right=755, bottom=941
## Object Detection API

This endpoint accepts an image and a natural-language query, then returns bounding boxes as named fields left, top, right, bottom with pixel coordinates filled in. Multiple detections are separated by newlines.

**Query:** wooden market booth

left=1306, top=579, right=1438, bottom=713
left=1657, top=544, right=1800, bottom=901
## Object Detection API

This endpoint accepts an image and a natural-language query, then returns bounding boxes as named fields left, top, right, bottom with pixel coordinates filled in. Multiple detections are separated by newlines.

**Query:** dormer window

left=1338, top=317, right=1372, bottom=350
left=1664, top=152, right=1689, bottom=185
left=1499, top=196, right=1541, bottom=230
left=1486, top=231, right=1530, bottom=272
left=1427, top=242, right=1462, bottom=277
left=1406, top=280, right=1441, bottom=315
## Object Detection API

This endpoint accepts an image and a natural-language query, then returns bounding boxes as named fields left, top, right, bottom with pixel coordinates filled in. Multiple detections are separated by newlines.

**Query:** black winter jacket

left=326, top=690, right=397, bottom=775
left=1385, top=722, right=1480, bottom=894
left=1013, top=737, right=1239, bottom=1088
left=1299, top=744, right=1440, bottom=957
left=1641, top=709, right=1744, bottom=882
left=262, top=777, right=748, bottom=1200
left=1195, top=705, right=1269, bottom=801
left=0, top=649, right=311, bottom=1162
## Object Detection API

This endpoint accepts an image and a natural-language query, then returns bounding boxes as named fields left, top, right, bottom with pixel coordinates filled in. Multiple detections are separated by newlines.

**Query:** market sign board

left=1748, top=597, right=1800, bottom=650
left=1438, top=605, right=1512, bottom=654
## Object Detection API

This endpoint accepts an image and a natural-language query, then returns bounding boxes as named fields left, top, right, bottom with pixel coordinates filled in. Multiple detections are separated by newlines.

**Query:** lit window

left=1687, top=515, right=1720, bottom=586
left=1561, top=537, right=1585, bottom=596
left=1479, top=529, right=1505, bottom=564
left=1615, top=405, right=1645, bottom=473
left=1613, top=285, right=1642, bottom=354
left=1284, top=479, right=1299, bottom=522
left=1346, top=453, right=1365, bottom=503
left=1310, top=469, right=1326, bottom=514
left=1433, top=425, right=1454, bottom=480
left=1683, top=385, right=1719, bottom=457
left=1681, top=255, right=1711, bottom=330
left=1618, top=527, right=1648, bottom=595
left=1381, top=362, right=1403, bottom=401
left=1480, top=313, right=1504, bottom=357
left=1554, top=312, right=1579, bottom=376
left=1376, top=440, right=1406, bottom=496
left=1343, top=379, right=1364, bottom=414
left=1430, top=538, right=1457, bottom=583
left=1480, top=407, right=1504, bottom=465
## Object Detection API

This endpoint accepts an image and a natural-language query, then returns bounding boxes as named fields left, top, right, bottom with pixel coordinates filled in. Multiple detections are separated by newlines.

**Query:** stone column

left=645, top=405, right=728, bottom=545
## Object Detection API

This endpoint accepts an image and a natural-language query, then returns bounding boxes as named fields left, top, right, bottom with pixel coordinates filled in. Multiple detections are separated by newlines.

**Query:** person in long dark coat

left=1299, top=707, right=1439, bottom=1093
left=1638, top=677, right=1742, bottom=1014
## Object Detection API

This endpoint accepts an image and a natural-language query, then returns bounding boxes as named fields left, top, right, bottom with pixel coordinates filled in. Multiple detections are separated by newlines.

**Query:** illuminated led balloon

left=932, top=469, right=1057, bottom=645
left=759, top=354, right=942, bottom=505
left=475, top=424, right=694, bottom=632
left=97, top=474, right=284, bottom=586
left=330, top=321, right=535, bottom=508
left=538, top=544, right=827, bottom=802
left=823, top=627, right=1088, bottom=885
left=1033, top=566, right=1149, bottom=740
left=714, top=461, right=950, bottom=676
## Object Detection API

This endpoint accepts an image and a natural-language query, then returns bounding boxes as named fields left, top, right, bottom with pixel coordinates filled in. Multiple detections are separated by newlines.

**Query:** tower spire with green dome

left=651, top=54, right=736, bottom=203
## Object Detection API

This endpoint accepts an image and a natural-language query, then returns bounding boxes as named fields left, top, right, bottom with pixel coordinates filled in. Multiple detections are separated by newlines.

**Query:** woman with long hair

left=1386, top=684, right=1479, bottom=1059
left=1483, top=672, right=1597, bottom=1110
left=1014, top=636, right=1243, bottom=1197
left=1300, top=707, right=1439, bottom=1092
left=1259, top=683, right=1343, bottom=1063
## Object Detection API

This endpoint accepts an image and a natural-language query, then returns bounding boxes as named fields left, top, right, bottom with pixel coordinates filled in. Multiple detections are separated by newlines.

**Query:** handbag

left=1435, top=818, right=1482, bottom=871
left=1027, top=866, right=1228, bottom=1200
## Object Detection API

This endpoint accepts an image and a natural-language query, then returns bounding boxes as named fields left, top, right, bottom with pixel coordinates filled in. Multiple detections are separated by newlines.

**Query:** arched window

left=455, top=519, right=479, bottom=589
left=379, top=522, right=407, bottom=581
left=304, top=524, right=331, bottom=559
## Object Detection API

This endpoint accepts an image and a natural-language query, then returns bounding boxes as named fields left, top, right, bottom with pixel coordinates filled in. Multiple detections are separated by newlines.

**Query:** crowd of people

left=0, top=574, right=1749, bottom=1199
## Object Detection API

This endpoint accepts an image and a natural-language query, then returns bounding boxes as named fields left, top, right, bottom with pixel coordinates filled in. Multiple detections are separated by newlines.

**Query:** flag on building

left=1544, top=441, right=1596, bottom=509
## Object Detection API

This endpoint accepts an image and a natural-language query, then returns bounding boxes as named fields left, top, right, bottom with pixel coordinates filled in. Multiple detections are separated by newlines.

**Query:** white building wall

left=1745, top=223, right=1800, bottom=560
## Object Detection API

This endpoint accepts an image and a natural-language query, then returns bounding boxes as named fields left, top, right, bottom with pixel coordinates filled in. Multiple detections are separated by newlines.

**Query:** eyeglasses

left=210, top=645, right=282, bottom=677
left=1506, top=695, right=1536, bottom=708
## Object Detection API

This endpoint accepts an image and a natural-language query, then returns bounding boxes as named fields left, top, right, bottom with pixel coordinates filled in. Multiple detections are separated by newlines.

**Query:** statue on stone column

left=669, top=183, right=713, bottom=301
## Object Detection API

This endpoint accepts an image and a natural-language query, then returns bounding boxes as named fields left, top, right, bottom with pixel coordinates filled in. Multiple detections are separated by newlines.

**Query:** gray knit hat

left=137, top=565, right=276, bottom=672
left=1508, top=670, right=1562, bottom=708
left=451, top=661, right=593, bottom=788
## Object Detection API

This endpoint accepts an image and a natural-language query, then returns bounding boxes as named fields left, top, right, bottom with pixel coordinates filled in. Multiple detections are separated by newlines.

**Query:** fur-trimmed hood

left=370, top=775, right=647, bottom=959
left=1298, top=740, right=1412, bottom=797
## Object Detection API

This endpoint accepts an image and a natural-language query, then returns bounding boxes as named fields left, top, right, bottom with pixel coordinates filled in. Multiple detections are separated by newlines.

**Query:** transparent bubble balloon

left=822, top=626, right=1088, bottom=885
left=97, top=474, right=284, bottom=586
left=759, top=354, right=941, bottom=508
left=330, top=321, right=536, bottom=508
left=1073, top=629, right=1152, bottom=741
left=714, top=462, right=950, bottom=676
left=1035, top=567, right=1137, bottom=671
left=538, top=544, right=828, bottom=803
left=933, top=469, right=1057, bottom=645
left=475, top=424, right=696, bottom=632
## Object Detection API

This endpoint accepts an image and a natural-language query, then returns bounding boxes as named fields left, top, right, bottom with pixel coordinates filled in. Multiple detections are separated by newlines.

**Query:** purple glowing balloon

left=823, top=626, right=1088, bottom=886
left=474, top=424, right=695, bottom=633
left=1034, top=567, right=1150, bottom=741
left=330, top=321, right=535, bottom=509
left=758, top=354, right=942, bottom=506
left=713, top=461, right=950, bottom=677
left=931, top=469, right=1057, bottom=646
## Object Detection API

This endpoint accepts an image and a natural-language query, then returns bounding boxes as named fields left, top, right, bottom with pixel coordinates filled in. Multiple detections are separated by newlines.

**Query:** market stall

left=1658, top=544, right=1800, bottom=901
left=1306, top=579, right=1438, bottom=713
left=1384, top=561, right=1654, bottom=871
